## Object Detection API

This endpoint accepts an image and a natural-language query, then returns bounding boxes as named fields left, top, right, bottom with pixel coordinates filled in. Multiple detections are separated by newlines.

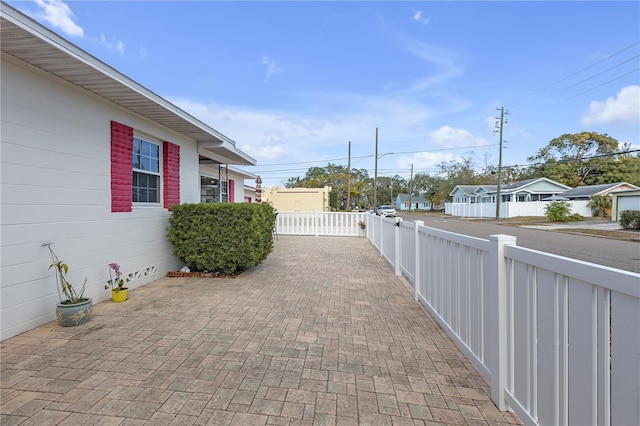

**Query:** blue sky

left=9, top=0, right=640, bottom=187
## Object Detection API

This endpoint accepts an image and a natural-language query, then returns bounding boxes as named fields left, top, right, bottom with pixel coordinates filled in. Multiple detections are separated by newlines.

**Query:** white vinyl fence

left=365, top=213, right=640, bottom=426
left=275, top=211, right=367, bottom=236
left=445, top=200, right=592, bottom=219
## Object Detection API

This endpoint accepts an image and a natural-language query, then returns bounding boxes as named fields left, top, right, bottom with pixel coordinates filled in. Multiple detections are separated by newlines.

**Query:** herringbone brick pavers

left=1, top=236, right=522, bottom=425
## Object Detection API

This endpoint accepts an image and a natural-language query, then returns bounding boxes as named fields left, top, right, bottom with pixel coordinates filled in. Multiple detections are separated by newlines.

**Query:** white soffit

left=0, top=3, right=256, bottom=166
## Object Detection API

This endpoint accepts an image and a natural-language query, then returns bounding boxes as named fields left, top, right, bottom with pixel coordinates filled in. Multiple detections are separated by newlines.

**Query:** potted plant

left=42, top=242, right=92, bottom=327
left=358, top=220, right=367, bottom=237
left=106, top=262, right=128, bottom=302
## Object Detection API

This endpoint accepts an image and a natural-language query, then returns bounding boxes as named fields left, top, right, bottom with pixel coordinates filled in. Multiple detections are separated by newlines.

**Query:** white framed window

left=220, top=180, right=228, bottom=203
left=200, top=175, right=228, bottom=203
left=132, top=136, right=161, bottom=204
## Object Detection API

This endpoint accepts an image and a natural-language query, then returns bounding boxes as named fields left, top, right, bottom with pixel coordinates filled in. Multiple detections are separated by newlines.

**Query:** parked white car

left=376, top=205, right=396, bottom=217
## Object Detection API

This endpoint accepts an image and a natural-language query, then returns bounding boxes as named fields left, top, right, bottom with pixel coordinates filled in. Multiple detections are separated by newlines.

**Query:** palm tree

left=589, top=195, right=611, bottom=218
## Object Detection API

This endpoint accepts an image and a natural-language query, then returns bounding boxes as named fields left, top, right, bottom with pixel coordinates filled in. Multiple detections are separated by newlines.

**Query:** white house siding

left=0, top=55, right=200, bottom=340
left=228, top=170, right=248, bottom=203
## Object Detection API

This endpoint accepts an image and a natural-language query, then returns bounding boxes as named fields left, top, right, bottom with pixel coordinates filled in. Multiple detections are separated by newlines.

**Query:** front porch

left=1, top=236, right=521, bottom=425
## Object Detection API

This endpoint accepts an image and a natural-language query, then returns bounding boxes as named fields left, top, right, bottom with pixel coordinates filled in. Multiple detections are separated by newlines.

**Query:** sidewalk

left=1, top=236, right=522, bottom=425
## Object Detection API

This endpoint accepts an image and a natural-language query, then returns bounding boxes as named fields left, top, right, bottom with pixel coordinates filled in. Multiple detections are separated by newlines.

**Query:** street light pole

left=373, top=128, right=378, bottom=210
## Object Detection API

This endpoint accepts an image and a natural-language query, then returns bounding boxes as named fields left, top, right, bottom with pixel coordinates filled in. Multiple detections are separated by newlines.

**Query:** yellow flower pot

left=111, top=288, right=128, bottom=303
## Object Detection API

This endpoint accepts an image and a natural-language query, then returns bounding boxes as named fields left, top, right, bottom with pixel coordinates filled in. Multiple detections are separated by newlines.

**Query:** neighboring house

left=244, top=184, right=257, bottom=203
left=611, top=189, right=640, bottom=221
left=395, top=193, right=432, bottom=211
left=449, top=185, right=497, bottom=203
left=447, top=178, right=578, bottom=218
left=558, top=182, right=639, bottom=200
left=0, top=4, right=256, bottom=340
left=496, top=178, right=571, bottom=202
left=263, top=186, right=331, bottom=211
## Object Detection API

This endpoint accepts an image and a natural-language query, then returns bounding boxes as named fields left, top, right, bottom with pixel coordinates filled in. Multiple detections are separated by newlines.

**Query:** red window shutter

left=228, top=179, right=235, bottom=203
left=111, top=121, right=133, bottom=212
left=163, top=142, right=180, bottom=210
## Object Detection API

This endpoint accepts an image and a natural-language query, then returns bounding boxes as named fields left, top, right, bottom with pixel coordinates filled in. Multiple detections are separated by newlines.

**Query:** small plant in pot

left=106, top=263, right=128, bottom=302
left=358, top=220, right=366, bottom=237
left=42, top=242, right=92, bottom=327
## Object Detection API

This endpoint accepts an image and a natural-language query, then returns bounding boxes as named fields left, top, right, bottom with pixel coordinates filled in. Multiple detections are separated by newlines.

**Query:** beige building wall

left=263, top=186, right=331, bottom=211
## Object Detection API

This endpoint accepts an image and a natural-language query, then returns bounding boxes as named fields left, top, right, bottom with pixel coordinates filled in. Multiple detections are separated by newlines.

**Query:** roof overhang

left=0, top=3, right=256, bottom=166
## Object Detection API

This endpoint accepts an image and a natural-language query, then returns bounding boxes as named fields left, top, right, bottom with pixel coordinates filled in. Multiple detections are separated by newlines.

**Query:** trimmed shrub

left=568, top=213, right=584, bottom=222
left=168, top=203, right=275, bottom=274
left=544, top=201, right=573, bottom=222
left=619, top=210, right=640, bottom=230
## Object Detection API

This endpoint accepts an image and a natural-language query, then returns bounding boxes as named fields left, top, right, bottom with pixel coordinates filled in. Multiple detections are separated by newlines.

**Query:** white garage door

left=620, top=196, right=640, bottom=212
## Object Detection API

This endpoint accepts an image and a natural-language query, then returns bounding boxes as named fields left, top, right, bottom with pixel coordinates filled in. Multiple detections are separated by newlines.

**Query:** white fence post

left=376, top=215, right=384, bottom=255
left=314, top=210, right=319, bottom=237
left=414, top=220, right=424, bottom=301
left=394, top=217, right=402, bottom=276
left=488, top=234, right=517, bottom=411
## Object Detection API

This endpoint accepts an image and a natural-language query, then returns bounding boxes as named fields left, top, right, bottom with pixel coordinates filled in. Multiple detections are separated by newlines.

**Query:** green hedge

left=168, top=203, right=275, bottom=274
left=619, top=210, right=640, bottom=230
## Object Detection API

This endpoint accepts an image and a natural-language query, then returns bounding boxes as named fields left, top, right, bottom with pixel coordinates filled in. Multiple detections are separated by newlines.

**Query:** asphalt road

left=395, top=212, right=640, bottom=274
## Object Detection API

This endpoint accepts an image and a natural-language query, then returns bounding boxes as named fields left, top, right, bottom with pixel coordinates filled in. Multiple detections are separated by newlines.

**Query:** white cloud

left=393, top=126, right=490, bottom=174
left=394, top=40, right=464, bottom=98
left=241, top=144, right=288, bottom=161
left=396, top=151, right=458, bottom=173
left=412, top=10, right=430, bottom=25
left=430, top=126, right=489, bottom=148
left=33, top=0, right=83, bottom=37
left=582, top=85, right=640, bottom=126
left=99, top=33, right=126, bottom=55
left=262, top=56, right=283, bottom=78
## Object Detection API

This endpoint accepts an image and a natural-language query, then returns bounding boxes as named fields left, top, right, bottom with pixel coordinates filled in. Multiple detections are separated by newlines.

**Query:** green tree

left=435, top=155, right=497, bottom=201
left=544, top=201, right=573, bottom=222
left=589, top=195, right=612, bottom=218
left=525, top=132, right=628, bottom=187
left=286, top=163, right=371, bottom=210
left=329, top=190, right=339, bottom=210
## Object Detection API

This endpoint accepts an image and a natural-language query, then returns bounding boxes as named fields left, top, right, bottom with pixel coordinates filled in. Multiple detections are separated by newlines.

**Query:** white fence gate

left=274, top=211, right=366, bottom=236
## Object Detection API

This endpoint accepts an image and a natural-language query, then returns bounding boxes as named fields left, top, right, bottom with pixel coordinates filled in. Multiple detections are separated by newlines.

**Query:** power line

left=503, top=149, right=640, bottom=170
left=513, top=54, right=640, bottom=115
left=510, top=68, right=640, bottom=123
left=249, top=143, right=498, bottom=170
left=507, top=41, right=640, bottom=107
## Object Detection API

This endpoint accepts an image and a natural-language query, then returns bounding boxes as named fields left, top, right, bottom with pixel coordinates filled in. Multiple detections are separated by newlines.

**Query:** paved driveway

left=1, top=237, right=521, bottom=425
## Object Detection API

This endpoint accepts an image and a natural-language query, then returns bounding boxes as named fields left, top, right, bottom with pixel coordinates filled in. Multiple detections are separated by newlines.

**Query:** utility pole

left=494, top=106, right=508, bottom=219
left=346, top=141, right=351, bottom=211
left=374, top=128, right=378, bottom=210
left=408, top=163, right=414, bottom=212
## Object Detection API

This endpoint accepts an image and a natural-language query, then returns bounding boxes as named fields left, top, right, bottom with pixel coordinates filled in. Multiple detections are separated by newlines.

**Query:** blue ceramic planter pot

left=55, top=298, right=93, bottom=327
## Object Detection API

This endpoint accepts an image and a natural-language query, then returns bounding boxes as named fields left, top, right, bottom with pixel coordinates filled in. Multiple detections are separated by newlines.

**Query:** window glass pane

left=149, top=143, right=159, bottom=158
left=132, top=140, right=161, bottom=204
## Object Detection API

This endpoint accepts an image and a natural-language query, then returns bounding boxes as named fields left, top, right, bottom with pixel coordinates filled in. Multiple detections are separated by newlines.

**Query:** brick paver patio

left=1, top=236, right=522, bottom=425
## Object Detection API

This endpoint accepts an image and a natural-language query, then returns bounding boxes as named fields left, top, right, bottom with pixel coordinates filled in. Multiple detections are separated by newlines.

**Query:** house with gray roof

left=558, top=182, right=638, bottom=200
